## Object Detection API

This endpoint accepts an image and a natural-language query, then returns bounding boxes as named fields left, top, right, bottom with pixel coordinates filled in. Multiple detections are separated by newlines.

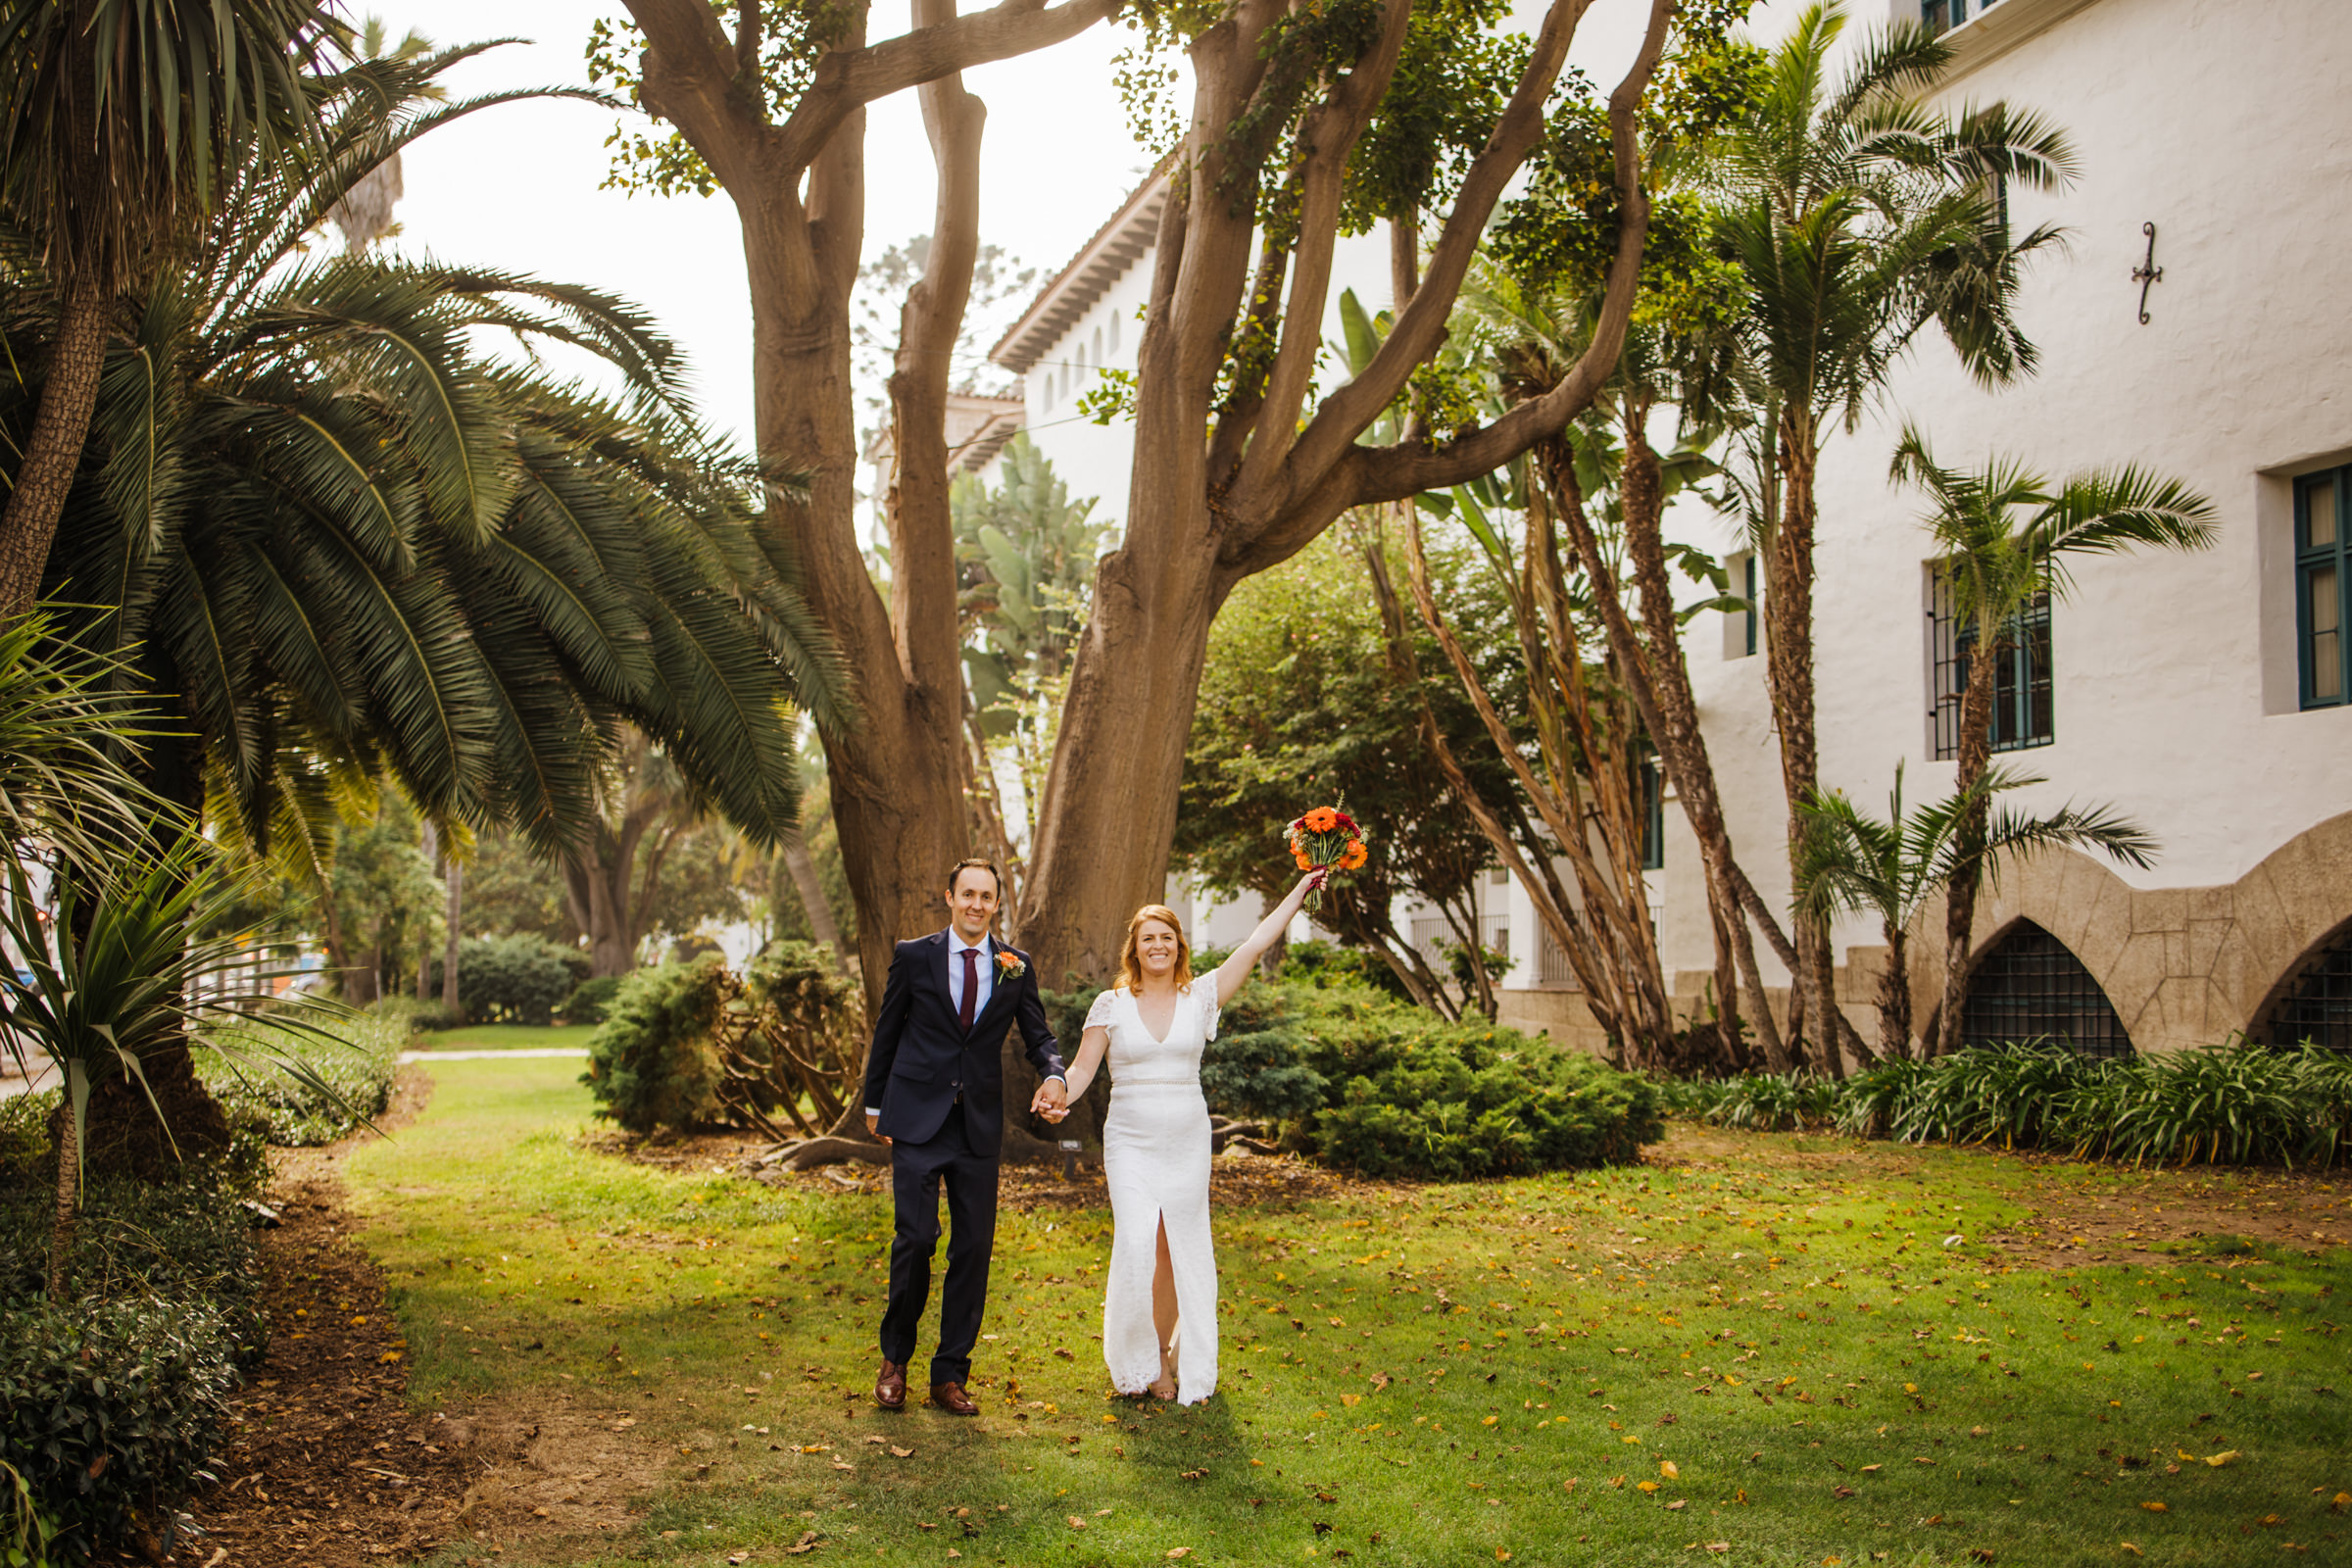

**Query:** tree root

left=758, top=1136, right=892, bottom=1172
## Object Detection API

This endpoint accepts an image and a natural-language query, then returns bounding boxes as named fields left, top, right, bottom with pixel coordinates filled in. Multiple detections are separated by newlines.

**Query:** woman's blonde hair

left=1115, top=905, right=1194, bottom=994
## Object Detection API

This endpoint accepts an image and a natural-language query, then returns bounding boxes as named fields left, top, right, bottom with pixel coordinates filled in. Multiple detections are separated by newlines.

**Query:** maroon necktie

left=958, top=947, right=978, bottom=1033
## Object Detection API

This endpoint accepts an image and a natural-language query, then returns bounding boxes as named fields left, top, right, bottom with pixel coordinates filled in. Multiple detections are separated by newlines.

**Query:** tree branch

left=625, top=0, right=776, bottom=189
left=1234, top=0, right=1415, bottom=496
left=777, top=0, right=1116, bottom=170
left=1228, top=0, right=1673, bottom=575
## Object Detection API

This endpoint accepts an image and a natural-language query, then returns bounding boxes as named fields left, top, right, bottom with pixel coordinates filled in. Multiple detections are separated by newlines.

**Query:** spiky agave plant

left=0, top=837, right=356, bottom=1300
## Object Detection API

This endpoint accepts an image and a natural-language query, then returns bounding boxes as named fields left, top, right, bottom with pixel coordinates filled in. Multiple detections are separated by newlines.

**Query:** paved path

left=395, top=1048, right=591, bottom=1063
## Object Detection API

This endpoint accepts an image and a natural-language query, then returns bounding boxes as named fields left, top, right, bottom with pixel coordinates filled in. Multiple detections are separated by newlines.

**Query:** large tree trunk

left=1933, top=618, right=2003, bottom=1055
left=1879, top=922, right=1911, bottom=1060
left=563, top=832, right=642, bottom=979
left=0, top=281, right=110, bottom=616
left=46, top=1064, right=82, bottom=1301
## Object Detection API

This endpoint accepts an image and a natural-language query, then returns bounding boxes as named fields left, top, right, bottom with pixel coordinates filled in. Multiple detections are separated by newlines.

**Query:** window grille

left=1928, top=565, right=2052, bottom=760
left=1536, top=923, right=1581, bottom=988
left=1958, top=919, right=2132, bottom=1058
left=1637, top=753, right=1664, bottom=870
left=1478, top=915, right=1510, bottom=964
left=2297, top=466, right=2350, bottom=709
left=1742, top=552, right=1757, bottom=658
left=2263, top=926, right=2352, bottom=1053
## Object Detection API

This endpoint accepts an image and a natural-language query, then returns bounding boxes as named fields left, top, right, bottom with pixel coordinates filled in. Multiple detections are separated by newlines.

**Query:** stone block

left=2189, top=884, right=2235, bottom=923
left=2073, top=880, right=2135, bottom=979
left=2185, top=916, right=2232, bottom=980
left=2132, top=887, right=2189, bottom=935
left=2103, top=933, right=2171, bottom=1040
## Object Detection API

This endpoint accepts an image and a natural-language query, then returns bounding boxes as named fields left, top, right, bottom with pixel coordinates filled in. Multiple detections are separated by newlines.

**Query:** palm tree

left=0, top=0, right=339, bottom=614
left=1889, top=428, right=2217, bottom=1055
left=1794, top=763, right=2156, bottom=1058
left=1713, top=0, right=2075, bottom=1070
left=4, top=39, right=844, bottom=1161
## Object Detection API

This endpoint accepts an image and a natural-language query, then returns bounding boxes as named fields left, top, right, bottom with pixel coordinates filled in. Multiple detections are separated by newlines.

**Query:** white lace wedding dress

left=1085, top=982, right=1220, bottom=1404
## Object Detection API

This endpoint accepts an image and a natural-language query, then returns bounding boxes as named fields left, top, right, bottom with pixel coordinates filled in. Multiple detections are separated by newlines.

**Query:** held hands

left=1030, top=1077, right=1070, bottom=1123
left=865, top=1111, right=891, bottom=1147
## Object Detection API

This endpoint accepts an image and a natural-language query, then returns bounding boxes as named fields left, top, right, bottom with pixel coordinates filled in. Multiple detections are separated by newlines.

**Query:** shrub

left=0, top=1173, right=266, bottom=1368
left=3, top=1457, right=63, bottom=1568
left=1679, top=1070, right=1841, bottom=1133
left=1276, top=940, right=1411, bottom=1001
left=0, top=1295, right=235, bottom=1563
left=1046, top=973, right=1663, bottom=1178
left=369, top=995, right=466, bottom=1032
left=0, top=1094, right=55, bottom=1191
left=582, top=957, right=732, bottom=1134
left=432, top=935, right=589, bottom=1026
left=564, top=974, right=624, bottom=1026
left=197, top=1015, right=401, bottom=1148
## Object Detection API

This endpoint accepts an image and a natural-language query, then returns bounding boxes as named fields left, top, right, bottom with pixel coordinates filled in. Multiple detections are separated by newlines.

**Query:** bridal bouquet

left=1285, top=806, right=1368, bottom=909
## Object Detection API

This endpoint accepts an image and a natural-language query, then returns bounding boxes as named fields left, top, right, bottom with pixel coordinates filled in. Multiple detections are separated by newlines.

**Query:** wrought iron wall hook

left=2131, top=221, right=2163, bottom=325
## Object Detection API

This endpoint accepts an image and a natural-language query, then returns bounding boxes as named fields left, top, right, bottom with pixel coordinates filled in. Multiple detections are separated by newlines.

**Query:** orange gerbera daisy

left=1302, top=806, right=1340, bottom=833
left=1341, top=839, right=1369, bottom=870
left=1294, top=850, right=1313, bottom=869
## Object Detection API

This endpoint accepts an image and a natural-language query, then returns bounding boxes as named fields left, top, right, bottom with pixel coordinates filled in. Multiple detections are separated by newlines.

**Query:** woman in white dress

left=1040, top=870, right=1324, bottom=1403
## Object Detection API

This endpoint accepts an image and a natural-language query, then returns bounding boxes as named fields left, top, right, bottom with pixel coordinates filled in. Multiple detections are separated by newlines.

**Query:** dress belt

left=1112, top=1076, right=1199, bottom=1088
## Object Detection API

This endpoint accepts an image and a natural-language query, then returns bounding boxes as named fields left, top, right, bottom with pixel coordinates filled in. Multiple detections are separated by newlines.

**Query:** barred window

left=2297, top=466, right=2349, bottom=708
left=1637, top=753, right=1664, bottom=871
left=2263, top=927, right=2352, bottom=1053
left=1958, top=919, right=2132, bottom=1059
left=1924, top=0, right=2003, bottom=34
left=1928, top=565, right=2052, bottom=760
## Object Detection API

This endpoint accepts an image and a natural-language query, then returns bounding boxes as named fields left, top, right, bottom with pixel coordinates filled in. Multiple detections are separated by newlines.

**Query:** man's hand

left=866, top=1111, right=891, bottom=1146
left=1030, top=1078, right=1069, bottom=1122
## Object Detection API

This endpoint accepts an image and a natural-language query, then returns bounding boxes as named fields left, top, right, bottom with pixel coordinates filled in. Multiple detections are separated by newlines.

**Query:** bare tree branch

left=777, top=0, right=1117, bottom=170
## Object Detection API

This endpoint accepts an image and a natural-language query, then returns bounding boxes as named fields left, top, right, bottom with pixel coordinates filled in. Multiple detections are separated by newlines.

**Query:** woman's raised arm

left=1212, top=869, right=1326, bottom=1007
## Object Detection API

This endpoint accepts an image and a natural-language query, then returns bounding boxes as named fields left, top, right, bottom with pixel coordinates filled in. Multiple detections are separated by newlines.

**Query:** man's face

left=947, top=868, right=999, bottom=943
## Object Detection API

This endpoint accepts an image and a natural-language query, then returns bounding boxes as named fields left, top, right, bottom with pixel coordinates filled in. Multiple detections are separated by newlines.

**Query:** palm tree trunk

left=1880, top=921, right=1912, bottom=1060
left=781, top=834, right=853, bottom=977
left=1765, top=416, right=1841, bottom=1076
left=0, top=281, right=110, bottom=616
left=1934, top=620, right=2004, bottom=1055
left=441, top=856, right=463, bottom=1010
left=46, top=1064, right=83, bottom=1301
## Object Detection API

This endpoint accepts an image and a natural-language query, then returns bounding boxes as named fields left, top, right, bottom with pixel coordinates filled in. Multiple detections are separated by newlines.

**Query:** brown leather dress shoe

left=874, top=1358, right=906, bottom=1410
left=928, top=1381, right=978, bottom=1415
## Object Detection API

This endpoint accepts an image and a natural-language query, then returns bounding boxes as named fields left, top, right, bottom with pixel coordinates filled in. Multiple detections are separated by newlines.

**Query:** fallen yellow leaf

left=1340, top=1394, right=1361, bottom=1407
left=2203, top=1449, right=2240, bottom=1468
left=2139, top=1501, right=2167, bottom=1513
left=889, top=1446, right=912, bottom=1458
left=1066, top=1517, right=1086, bottom=1530
left=1660, top=1460, right=1680, bottom=1480
left=1637, top=1480, right=1660, bottom=1494
left=2121, top=1546, right=2143, bottom=1558
left=1167, top=1551, right=1193, bottom=1561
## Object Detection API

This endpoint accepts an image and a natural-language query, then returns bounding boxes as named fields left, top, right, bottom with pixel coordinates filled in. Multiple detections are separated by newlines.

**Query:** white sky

left=380, top=0, right=1678, bottom=451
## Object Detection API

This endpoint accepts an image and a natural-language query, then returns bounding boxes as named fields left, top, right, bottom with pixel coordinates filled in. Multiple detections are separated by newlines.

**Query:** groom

left=863, top=858, right=1067, bottom=1414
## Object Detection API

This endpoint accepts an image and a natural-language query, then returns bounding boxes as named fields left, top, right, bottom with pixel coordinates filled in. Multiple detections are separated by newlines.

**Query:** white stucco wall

left=1655, top=0, right=2352, bottom=998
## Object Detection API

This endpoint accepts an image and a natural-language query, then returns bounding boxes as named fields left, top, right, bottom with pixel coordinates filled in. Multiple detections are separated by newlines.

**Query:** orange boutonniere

left=995, top=949, right=1027, bottom=981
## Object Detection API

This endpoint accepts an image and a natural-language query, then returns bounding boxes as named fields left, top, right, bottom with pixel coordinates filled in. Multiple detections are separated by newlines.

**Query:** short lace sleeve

left=1084, top=988, right=1122, bottom=1034
left=1196, top=982, right=1221, bottom=1043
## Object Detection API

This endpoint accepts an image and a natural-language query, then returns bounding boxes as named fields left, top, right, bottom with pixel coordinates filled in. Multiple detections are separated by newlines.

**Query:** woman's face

left=1135, top=918, right=1182, bottom=975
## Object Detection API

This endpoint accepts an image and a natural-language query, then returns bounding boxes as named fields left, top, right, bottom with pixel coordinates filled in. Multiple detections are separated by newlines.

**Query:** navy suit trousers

left=878, top=1099, right=999, bottom=1387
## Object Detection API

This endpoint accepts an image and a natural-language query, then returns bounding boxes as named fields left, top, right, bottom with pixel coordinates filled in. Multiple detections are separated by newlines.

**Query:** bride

left=1034, top=870, right=1324, bottom=1403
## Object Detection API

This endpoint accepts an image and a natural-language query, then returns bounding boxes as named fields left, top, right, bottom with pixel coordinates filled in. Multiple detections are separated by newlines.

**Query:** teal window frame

left=1742, top=552, right=1757, bottom=658
left=1929, top=566, right=2053, bottom=760
left=1924, top=0, right=2002, bottom=34
left=2296, top=466, right=2351, bottom=710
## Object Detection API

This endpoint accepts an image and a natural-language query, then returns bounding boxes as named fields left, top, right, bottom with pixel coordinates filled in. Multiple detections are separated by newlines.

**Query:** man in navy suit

left=863, top=858, right=1066, bottom=1414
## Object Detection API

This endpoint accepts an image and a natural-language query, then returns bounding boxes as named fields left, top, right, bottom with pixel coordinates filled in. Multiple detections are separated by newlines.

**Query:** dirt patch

left=167, top=1067, right=665, bottom=1567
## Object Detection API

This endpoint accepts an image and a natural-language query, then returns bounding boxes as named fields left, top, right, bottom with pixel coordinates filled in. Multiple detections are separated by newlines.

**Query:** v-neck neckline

left=1129, top=985, right=1182, bottom=1047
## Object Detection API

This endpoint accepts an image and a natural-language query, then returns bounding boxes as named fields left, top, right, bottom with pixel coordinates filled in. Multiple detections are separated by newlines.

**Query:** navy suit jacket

left=861, top=930, right=1064, bottom=1159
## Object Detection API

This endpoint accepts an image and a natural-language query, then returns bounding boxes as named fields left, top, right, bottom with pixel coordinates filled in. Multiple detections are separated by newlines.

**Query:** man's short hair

left=944, top=857, right=1003, bottom=898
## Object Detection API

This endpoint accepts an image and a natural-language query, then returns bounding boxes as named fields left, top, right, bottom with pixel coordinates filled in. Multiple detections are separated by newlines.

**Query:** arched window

left=2261, top=924, right=2352, bottom=1052
left=1959, top=919, right=2133, bottom=1058
left=1108, top=312, right=1120, bottom=355
left=1093, top=325, right=1104, bottom=368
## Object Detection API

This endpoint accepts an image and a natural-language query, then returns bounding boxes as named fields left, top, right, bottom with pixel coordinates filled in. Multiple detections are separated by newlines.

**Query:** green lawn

left=344, top=1057, right=2352, bottom=1567
left=411, top=1023, right=600, bottom=1052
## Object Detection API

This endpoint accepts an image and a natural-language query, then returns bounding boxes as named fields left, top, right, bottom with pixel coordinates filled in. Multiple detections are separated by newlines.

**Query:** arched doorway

left=1959, top=919, right=2134, bottom=1058
left=2259, top=922, right=2352, bottom=1052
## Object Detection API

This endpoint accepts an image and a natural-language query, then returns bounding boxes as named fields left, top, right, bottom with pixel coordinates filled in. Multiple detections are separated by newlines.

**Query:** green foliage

left=581, top=957, right=733, bottom=1134
left=564, top=975, right=625, bottom=1027
left=0, top=1295, right=235, bottom=1564
left=16, top=39, right=838, bottom=867
left=586, top=3, right=852, bottom=199
left=368, top=995, right=467, bottom=1033
left=1, top=1455, right=61, bottom=1568
left=197, top=1015, right=402, bottom=1147
left=0, top=1097, right=56, bottom=1192
left=1670, top=1042, right=2352, bottom=1168
left=1342, top=0, right=1526, bottom=230
left=434, top=936, right=591, bottom=1028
